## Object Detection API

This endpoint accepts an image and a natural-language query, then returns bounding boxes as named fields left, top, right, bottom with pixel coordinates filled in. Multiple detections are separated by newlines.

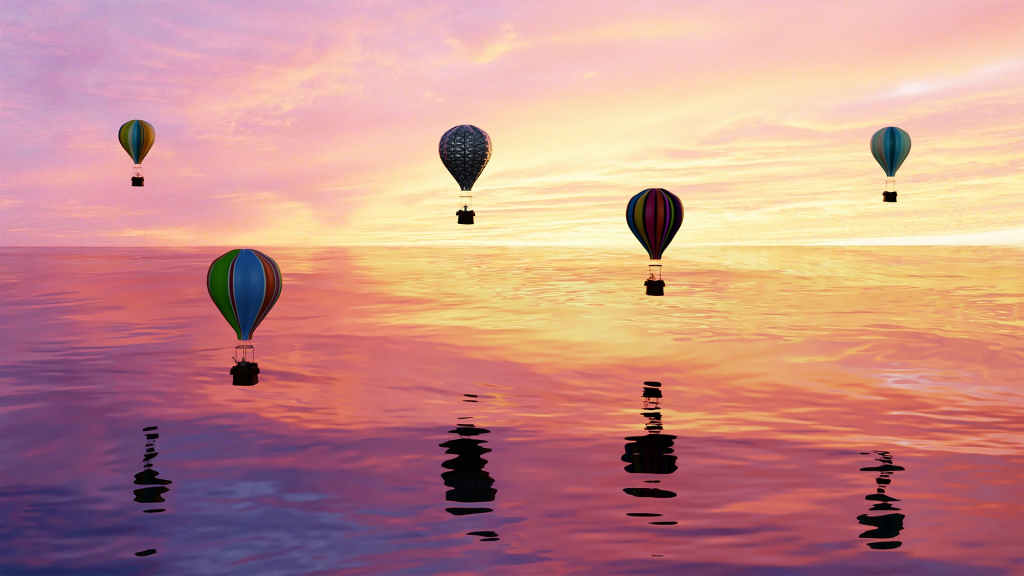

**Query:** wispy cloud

left=1, top=0, right=1021, bottom=246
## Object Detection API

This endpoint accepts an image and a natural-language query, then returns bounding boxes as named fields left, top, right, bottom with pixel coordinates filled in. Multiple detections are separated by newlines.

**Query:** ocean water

left=1, top=246, right=1021, bottom=575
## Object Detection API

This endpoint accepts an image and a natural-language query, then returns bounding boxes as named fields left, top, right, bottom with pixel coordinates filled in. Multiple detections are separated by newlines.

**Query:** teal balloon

left=870, top=127, right=911, bottom=177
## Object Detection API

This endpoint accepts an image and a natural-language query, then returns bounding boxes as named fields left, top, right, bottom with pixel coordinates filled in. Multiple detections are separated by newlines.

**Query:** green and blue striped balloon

left=207, top=249, right=282, bottom=341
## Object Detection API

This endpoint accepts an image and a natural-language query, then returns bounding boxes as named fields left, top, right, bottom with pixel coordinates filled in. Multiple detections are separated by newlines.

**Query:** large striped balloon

left=118, top=120, right=156, bottom=164
left=870, top=127, right=911, bottom=177
left=626, top=188, right=684, bottom=261
left=207, top=249, right=282, bottom=341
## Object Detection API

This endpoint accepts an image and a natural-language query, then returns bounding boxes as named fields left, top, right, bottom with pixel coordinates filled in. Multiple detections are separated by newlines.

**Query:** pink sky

left=1, top=0, right=1022, bottom=246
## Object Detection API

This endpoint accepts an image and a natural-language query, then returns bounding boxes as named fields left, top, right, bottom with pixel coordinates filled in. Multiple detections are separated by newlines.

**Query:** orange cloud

left=1, top=1, right=1021, bottom=246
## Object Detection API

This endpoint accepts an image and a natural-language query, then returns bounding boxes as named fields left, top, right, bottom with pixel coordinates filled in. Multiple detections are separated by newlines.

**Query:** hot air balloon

left=207, top=249, right=282, bottom=386
left=626, top=188, right=684, bottom=296
left=118, top=120, right=156, bottom=187
left=439, top=125, right=492, bottom=225
left=870, top=127, right=911, bottom=203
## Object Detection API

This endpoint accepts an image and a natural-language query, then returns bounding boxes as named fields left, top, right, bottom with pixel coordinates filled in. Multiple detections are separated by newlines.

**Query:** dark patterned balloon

left=439, top=125, right=492, bottom=191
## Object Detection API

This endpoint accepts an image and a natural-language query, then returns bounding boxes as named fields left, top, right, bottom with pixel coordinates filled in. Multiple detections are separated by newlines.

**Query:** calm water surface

left=1, top=247, right=1022, bottom=575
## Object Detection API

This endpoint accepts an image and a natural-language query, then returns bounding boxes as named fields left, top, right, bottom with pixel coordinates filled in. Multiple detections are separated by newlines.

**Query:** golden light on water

left=2, top=245, right=1021, bottom=570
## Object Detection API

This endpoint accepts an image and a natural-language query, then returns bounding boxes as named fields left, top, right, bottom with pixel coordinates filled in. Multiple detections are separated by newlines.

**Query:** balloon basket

left=644, top=263, right=664, bottom=296
left=882, top=191, right=897, bottom=202
left=230, top=344, right=258, bottom=386
left=230, top=361, right=259, bottom=386
left=457, top=195, right=474, bottom=225
left=132, top=177, right=144, bottom=187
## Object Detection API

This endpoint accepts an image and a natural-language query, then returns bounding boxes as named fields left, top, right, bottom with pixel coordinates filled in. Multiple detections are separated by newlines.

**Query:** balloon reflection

left=440, top=394, right=499, bottom=541
left=857, top=450, right=906, bottom=549
left=133, top=426, right=173, bottom=557
left=622, top=382, right=678, bottom=526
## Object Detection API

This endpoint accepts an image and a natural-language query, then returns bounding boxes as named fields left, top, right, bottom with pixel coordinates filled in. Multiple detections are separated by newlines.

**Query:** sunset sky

left=1, top=0, right=1021, bottom=246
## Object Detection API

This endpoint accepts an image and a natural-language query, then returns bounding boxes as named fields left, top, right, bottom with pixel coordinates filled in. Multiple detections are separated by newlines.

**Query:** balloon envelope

left=118, top=120, right=156, bottom=164
left=626, top=188, right=684, bottom=260
left=870, top=127, right=911, bottom=177
left=439, top=125, right=492, bottom=191
left=207, top=249, right=282, bottom=340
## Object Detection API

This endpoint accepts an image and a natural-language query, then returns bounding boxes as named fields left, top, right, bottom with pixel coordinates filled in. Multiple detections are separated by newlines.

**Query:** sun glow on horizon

left=1, top=1, right=1021, bottom=246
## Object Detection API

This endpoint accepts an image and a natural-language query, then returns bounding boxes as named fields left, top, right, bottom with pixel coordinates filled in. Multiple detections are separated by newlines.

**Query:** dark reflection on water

left=134, top=426, right=173, bottom=512
left=440, top=395, right=499, bottom=541
left=623, top=382, right=678, bottom=534
left=857, top=450, right=906, bottom=550
left=1, top=247, right=1021, bottom=575
left=622, top=382, right=677, bottom=476
left=133, top=426, right=172, bottom=557
left=623, top=487, right=677, bottom=498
